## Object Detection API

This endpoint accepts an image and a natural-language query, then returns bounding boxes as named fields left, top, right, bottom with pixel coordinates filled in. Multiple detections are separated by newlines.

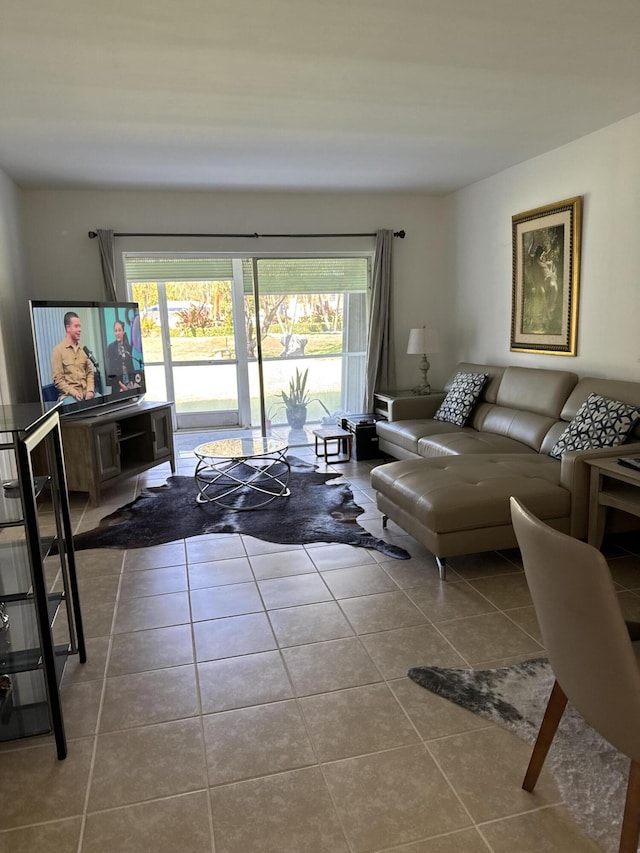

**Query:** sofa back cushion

left=474, top=366, right=579, bottom=451
left=445, top=363, right=505, bottom=404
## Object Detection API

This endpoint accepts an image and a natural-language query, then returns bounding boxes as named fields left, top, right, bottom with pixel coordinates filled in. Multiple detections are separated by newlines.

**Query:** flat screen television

left=30, top=299, right=146, bottom=417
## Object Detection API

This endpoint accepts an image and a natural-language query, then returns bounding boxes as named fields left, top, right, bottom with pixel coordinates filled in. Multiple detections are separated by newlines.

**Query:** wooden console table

left=586, top=457, right=640, bottom=548
left=57, top=401, right=175, bottom=505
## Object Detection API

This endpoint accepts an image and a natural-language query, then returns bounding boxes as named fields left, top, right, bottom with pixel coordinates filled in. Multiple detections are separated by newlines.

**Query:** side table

left=586, top=457, right=640, bottom=548
left=312, top=427, right=352, bottom=463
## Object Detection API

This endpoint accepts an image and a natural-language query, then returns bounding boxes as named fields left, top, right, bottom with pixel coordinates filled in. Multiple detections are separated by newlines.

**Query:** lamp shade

left=407, top=327, right=440, bottom=355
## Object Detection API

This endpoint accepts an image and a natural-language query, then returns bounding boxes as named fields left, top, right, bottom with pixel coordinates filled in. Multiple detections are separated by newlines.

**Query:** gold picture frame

left=511, top=195, right=582, bottom=355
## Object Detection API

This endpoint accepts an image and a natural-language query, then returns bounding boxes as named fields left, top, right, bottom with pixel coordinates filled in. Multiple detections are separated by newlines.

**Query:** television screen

left=30, top=299, right=146, bottom=417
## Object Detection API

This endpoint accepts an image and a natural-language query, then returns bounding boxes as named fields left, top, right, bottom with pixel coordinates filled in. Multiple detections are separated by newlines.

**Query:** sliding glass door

left=124, top=254, right=369, bottom=431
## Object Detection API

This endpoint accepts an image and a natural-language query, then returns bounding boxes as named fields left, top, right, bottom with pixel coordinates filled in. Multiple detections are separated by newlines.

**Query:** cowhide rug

left=409, top=658, right=628, bottom=852
left=73, top=456, right=411, bottom=559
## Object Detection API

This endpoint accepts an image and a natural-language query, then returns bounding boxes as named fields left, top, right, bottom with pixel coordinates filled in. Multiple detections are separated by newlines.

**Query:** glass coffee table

left=194, top=437, right=290, bottom=509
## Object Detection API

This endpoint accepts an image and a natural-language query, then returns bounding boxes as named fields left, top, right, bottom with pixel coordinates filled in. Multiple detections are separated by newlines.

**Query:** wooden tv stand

left=59, top=401, right=175, bottom=506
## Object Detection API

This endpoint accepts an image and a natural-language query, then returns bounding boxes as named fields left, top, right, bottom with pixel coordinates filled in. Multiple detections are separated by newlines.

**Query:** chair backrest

left=510, top=496, right=640, bottom=761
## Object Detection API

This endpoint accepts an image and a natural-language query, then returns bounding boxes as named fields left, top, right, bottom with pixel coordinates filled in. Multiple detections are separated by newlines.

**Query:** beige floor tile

left=0, top=738, right=93, bottom=829
left=203, top=699, right=316, bottom=785
left=190, top=580, right=263, bottom=621
left=406, top=581, right=497, bottom=622
left=194, top=612, right=277, bottom=661
left=323, top=745, right=471, bottom=852
left=76, top=573, right=121, bottom=605
left=480, top=805, right=601, bottom=851
left=210, top=766, right=349, bottom=853
left=389, top=677, right=491, bottom=740
left=282, top=637, right=382, bottom=695
left=60, top=678, right=103, bottom=738
left=447, top=552, right=522, bottom=579
left=119, top=564, right=188, bottom=598
left=0, top=817, right=82, bottom=853
left=62, top=635, right=110, bottom=684
left=608, top=553, right=640, bottom=589
left=108, top=624, right=194, bottom=676
left=269, top=601, right=354, bottom=647
left=299, top=682, right=419, bottom=761
left=83, top=792, right=213, bottom=853
left=428, top=726, right=560, bottom=823
left=114, top=591, right=191, bottom=633
left=89, top=718, right=206, bottom=810
left=617, top=589, right=640, bottom=622
left=186, top=536, right=246, bottom=564
left=187, top=556, right=253, bottom=588
left=384, top=829, right=492, bottom=852
left=241, top=535, right=304, bottom=556
left=74, top=548, right=124, bottom=577
left=100, top=664, right=199, bottom=731
left=339, top=590, right=428, bottom=634
left=436, top=612, right=543, bottom=663
left=258, top=573, right=332, bottom=609
left=504, top=605, right=543, bottom=644
left=320, top=563, right=399, bottom=598
left=82, top=599, right=117, bottom=638
left=467, top=573, right=533, bottom=609
left=307, top=542, right=377, bottom=571
left=360, top=624, right=465, bottom=679
left=123, top=541, right=186, bottom=571
left=198, top=650, right=293, bottom=712
left=377, top=557, right=458, bottom=588
left=250, top=549, right=317, bottom=579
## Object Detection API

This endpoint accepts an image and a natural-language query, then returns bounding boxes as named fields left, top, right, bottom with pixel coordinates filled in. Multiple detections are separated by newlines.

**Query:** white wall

left=0, top=168, right=32, bottom=402
left=21, top=189, right=448, bottom=391
left=448, top=112, right=640, bottom=381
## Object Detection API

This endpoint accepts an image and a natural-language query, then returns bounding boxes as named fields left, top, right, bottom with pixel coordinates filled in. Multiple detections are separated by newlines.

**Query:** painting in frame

left=511, top=195, right=582, bottom=355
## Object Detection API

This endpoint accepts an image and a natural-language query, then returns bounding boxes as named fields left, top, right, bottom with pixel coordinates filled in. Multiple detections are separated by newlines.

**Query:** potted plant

left=277, top=368, right=330, bottom=430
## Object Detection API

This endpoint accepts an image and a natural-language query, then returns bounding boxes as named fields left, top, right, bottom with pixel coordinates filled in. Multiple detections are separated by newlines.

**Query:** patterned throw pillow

left=433, top=372, right=489, bottom=427
left=550, top=392, right=640, bottom=459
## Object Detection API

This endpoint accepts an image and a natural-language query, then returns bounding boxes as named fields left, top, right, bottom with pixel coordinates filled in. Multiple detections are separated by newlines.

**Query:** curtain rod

left=88, top=229, right=405, bottom=239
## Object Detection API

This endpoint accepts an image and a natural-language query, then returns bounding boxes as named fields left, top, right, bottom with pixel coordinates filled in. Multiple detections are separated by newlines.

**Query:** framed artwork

left=511, top=195, right=582, bottom=355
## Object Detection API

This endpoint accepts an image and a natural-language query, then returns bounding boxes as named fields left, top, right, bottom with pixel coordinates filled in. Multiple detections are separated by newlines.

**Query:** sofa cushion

left=376, top=418, right=461, bottom=456
left=418, top=431, right=538, bottom=457
left=434, top=372, right=488, bottom=427
left=371, top=454, right=568, bottom=534
left=550, top=392, right=640, bottom=459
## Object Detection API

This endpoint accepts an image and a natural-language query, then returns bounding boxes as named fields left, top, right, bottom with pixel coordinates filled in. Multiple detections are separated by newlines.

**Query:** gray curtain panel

left=96, top=228, right=118, bottom=300
left=364, top=229, right=394, bottom=411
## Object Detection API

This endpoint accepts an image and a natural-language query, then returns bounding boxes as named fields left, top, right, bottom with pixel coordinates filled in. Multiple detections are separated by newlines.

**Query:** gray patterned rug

left=409, top=658, right=629, bottom=852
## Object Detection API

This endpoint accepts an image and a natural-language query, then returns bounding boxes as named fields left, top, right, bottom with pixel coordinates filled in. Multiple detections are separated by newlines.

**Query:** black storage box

left=340, top=414, right=382, bottom=460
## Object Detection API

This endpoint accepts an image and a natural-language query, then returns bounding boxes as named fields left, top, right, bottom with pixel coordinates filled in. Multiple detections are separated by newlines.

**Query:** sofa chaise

left=371, top=362, right=640, bottom=579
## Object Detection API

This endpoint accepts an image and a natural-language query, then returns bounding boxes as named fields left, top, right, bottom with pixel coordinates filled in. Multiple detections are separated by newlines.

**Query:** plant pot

left=286, top=405, right=307, bottom=430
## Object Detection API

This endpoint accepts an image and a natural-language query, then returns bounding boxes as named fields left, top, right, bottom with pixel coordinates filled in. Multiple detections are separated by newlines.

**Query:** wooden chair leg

left=522, top=679, right=568, bottom=792
left=619, top=760, right=640, bottom=852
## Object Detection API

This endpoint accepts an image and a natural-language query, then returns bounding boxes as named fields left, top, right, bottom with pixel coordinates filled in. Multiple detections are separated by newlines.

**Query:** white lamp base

left=412, top=354, right=431, bottom=395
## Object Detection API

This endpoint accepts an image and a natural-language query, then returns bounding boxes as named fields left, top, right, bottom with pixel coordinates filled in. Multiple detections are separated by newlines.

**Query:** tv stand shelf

left=59, top=401, right=175, bottom=506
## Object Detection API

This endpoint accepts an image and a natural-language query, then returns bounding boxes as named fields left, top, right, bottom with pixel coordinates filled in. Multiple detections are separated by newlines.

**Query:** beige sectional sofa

left=371, top=362, right=640, bottom=579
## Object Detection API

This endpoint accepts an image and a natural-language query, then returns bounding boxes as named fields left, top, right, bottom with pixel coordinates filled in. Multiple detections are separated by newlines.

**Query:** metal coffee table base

left=194, top=438, right=291, bottom=510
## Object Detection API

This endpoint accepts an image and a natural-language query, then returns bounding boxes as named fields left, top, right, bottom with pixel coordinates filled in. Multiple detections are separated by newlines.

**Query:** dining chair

left=510, top=496, right=640, bottom=853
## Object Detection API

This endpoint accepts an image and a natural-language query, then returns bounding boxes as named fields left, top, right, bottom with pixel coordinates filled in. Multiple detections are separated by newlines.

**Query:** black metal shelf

left=0, top=645, right=68, bottom=742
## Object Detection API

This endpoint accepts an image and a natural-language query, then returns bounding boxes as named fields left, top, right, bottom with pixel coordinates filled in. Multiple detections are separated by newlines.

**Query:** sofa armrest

left=386, top=393, right=446, bottom=422
left=560, top=442, right=640, bottom=537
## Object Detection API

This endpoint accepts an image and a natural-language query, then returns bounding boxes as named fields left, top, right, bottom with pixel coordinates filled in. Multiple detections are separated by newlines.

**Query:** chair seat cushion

left=371, top=454, right=568, bottom=535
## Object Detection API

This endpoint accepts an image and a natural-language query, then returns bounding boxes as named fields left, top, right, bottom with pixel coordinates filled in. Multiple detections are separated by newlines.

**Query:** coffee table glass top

left=194, top=437, right=287, bottom=460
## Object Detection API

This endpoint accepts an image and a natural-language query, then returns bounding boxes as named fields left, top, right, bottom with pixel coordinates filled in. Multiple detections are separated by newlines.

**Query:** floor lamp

left=407, top=327, right=440, bottom=395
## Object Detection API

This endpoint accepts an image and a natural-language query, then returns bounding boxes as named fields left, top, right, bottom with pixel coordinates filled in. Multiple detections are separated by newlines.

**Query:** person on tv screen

left=51, top=311, right=98, bottom=403
left=106, top=319, right=137, bottom=393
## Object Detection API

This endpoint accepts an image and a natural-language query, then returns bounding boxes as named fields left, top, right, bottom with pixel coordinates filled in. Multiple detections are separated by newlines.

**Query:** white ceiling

left=2, top=0, right=640, bottom=193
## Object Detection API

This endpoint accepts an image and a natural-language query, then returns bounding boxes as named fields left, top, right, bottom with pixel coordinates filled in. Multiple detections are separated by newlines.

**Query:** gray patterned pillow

left=433, top=372, right=488, bottom=427
left=550, top=392, right=640, bottom=459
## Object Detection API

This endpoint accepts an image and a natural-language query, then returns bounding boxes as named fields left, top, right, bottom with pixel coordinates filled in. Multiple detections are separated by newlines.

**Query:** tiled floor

left=2, top=443, right=639, bottom=851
